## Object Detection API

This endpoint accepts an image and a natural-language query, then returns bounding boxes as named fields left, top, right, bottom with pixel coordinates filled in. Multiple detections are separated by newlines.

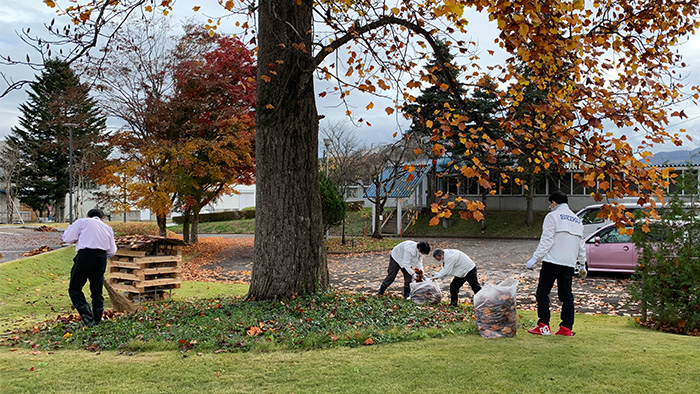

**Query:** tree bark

left=372, top=201, right=384, bottom=239
left=182, top=211, right=191, bottom=244
left=427, top=163, right=437, bottom=207
left=526, top=194, right=534, bottom=227
left=157, top=214, right=167, bottom=237
left=480, top=193, right=488, bottom=232
left=191, top=209, right=199, bottom=244
left=248, top=0, right=328, bottom=300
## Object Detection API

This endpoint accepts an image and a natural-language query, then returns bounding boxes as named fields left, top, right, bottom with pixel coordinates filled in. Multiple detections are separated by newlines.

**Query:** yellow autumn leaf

left=260, top=75, right=271, bottom=82
left=518, top=23, right=529, bottom=38
left=265, top=104, right=274, bottom=109
left=193, top=6, right=201, bottom=11
left=426, top=120, right=433, bottom=128
left=414, top=148, right=422, bottom=155
left=429, top=216, right=440, bottom=226
left=432, top=143, right=445, bottom=156
left=366, top=102, right=374, bottom=110
left=385, top=107, right=395, bottom=115
left=43, top=0, right=56, bottom=7
left=391, top=7, right=400, bottom=15
left=145, top=5, right=153, bottom=12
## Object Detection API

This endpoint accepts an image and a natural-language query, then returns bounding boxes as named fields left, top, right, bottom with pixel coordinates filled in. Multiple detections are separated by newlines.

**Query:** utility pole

left=63, top=123, right=79, bottom=224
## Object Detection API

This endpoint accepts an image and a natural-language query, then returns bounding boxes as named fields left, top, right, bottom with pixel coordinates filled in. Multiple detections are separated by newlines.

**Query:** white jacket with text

left=532, top=203, right=586, bottom=268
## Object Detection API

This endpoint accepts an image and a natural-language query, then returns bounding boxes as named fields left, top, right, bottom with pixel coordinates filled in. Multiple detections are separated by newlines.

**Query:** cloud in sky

left=0, top=1, right=698, bottom=153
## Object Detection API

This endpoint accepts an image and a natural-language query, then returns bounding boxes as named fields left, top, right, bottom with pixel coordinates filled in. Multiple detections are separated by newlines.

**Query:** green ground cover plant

left=14, top=292, right=475, bottom=353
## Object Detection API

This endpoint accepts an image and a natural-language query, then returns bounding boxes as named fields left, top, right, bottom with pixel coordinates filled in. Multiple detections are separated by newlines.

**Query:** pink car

left=584, top=223, right=638, bottom=274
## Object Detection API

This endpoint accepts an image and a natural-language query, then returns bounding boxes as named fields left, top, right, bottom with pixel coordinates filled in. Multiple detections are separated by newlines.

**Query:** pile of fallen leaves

left=635, top=318, right=700, bottom=336
left=20, top=246, right=53, bottom=257
left=34, top=225, right=58, bottom=232
left=11, top=290, right=475, bottom=353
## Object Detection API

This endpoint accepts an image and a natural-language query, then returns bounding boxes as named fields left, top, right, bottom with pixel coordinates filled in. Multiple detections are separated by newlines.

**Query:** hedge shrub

left=630, top=171, right=700, bottom=335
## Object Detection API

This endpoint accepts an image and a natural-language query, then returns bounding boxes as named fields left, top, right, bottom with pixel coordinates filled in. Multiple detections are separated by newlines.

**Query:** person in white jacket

left=526, top=191, right=586, bottom=337
left=378, top=240, right=431, bottom=298
left=431, top=249, right=482, bottom=306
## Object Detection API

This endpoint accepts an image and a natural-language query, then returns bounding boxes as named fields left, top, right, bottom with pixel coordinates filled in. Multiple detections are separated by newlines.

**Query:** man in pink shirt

left=62, top=208, right=117, bottom=326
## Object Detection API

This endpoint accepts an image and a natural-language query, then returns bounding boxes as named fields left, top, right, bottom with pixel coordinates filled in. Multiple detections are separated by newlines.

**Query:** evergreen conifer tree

left=7, top=59, right=107, bottom=220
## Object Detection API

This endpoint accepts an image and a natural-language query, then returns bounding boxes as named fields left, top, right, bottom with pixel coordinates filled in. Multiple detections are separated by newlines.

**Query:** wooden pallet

left=107, top=248, right=182, bottom=298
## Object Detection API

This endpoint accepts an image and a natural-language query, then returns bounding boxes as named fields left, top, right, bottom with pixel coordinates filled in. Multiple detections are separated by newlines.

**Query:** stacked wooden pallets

left=107, top=235, right=186, bottom=301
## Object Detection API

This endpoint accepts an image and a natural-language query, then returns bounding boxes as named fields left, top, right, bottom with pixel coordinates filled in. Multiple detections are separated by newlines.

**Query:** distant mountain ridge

left=649, top=147, right=700, bottom=166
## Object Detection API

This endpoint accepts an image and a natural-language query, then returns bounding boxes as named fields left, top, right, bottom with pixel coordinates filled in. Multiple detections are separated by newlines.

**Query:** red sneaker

left=528, top=322, right=551, bottom=336
left=554, top=326, right=574, bottom=336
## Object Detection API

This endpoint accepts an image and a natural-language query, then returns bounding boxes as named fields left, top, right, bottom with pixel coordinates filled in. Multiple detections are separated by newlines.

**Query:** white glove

left=412, top=272, right=418, bottom=280
left=526, top=257, right=537, bottom=270
left=575, top=262, right=587, bottom=279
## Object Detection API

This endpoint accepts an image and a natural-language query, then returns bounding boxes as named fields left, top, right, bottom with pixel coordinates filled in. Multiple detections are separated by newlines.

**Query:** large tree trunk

left=191, top=209, right=200, bottom=244
left=182, top=211, right=191, bottom=244
left=427, top=162, right=438, bottom=207
left=157, top=214, right=167, bottom=237
left=372, top=201, right=384, bottom=239
left=480, top=193, right=488, bottom=232
left=526, top=194, right=534, bottom=227
left=248, top=0, right=328, bottom=300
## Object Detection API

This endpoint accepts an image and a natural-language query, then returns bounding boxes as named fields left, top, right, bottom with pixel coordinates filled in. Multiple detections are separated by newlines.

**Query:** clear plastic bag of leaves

left=473, top=278, right=518, bottom=338
left=409, top=280, right=442, bottom=305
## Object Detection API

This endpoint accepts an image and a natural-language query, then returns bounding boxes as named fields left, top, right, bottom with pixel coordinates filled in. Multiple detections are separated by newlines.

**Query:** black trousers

left=68, top=248, right=108, bottom=311
left=450, top=267, right=482, bottom=305
left=535, top=261, right=575, bottom=329
left=380, top=256, right=413, bottom=289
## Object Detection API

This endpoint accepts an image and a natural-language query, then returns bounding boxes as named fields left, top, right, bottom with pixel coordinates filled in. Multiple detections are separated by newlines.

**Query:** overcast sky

left=1, top=1, right=699, bottom=153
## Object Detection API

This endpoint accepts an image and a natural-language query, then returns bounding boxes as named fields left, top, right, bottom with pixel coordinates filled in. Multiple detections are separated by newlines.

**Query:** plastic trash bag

left=473, top=278, right=518, bottom=338
left=409, top=280, right=442, bottom=305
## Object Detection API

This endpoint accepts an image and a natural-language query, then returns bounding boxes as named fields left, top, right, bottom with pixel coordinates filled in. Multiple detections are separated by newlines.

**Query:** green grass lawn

left=1, top=312, right=699, bottom=393
left=3, top=236, right=699, bottom=394
left=404, top=209, right=546, bottom=238
left=167, top=208, right=546, bottom=241
left=0, top=247, right=247, bottom=332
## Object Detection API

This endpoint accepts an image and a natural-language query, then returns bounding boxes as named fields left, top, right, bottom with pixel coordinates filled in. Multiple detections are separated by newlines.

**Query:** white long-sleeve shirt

left=390, top=240, right=424, bottom=271
left=531, top=203, right=586, bottom=268
left=433, top=249, right=476, bottom=280
left=62, top=217, right=118, bottom=258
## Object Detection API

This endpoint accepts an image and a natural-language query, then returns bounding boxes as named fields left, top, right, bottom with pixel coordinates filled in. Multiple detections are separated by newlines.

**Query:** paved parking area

left=205, top=237, right=638, bottom=317
left=0, top=226, right=66, bottom=263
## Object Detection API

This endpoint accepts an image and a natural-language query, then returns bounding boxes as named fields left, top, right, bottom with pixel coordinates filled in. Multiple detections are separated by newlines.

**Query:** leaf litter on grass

left=8, top=291, right=477, bottom=353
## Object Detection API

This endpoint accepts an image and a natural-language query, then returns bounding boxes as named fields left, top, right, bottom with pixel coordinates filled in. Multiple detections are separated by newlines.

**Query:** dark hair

left=87, top=208, right=105, bottom=219
left=417, top=242, right=431, bottom=255
left=548, top=191, right=568, bottom=205
left=432, top=249, right=444, bottom=258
